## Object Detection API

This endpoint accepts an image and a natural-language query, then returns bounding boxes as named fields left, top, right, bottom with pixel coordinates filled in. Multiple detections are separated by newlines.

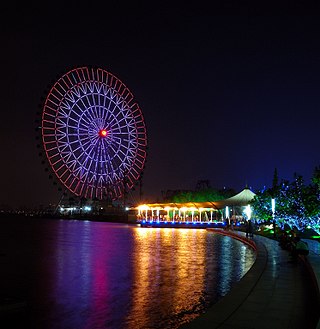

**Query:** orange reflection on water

left=126, top=227, right=208, bottom=329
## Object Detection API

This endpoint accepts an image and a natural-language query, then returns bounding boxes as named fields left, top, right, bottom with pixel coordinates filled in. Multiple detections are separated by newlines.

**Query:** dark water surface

left=0, top=218, right=255, bottom=329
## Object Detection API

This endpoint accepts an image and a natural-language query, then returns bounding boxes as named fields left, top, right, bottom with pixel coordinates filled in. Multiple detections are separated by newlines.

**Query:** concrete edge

left=299, top=252, right=320, bottom=329
left=180, top=229, right=268, bottom=329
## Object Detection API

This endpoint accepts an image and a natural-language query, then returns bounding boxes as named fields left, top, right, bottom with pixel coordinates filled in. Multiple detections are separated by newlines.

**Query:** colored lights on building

left=136, top=203, right=219, bottom=224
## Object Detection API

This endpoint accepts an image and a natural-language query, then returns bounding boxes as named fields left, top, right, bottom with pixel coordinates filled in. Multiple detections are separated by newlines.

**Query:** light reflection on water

left=0, top=219, right=255, bottom=329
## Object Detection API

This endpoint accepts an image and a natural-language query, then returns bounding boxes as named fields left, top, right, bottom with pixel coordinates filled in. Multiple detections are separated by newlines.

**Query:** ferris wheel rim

left=41, top=66, right=147, bottom=200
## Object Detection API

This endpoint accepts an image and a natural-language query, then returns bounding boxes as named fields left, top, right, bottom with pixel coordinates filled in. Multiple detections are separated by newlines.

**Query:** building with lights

left=134, top=187, right=256, bottom=228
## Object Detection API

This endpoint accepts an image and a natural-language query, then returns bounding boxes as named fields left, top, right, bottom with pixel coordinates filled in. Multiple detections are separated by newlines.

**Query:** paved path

left=181, top=232, right=320, bottom=329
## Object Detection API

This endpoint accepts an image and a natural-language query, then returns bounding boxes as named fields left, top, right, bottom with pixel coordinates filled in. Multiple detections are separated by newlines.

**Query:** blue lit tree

left=312, top=166, right=320, bottom=201
left=309, top=166, right=320, bottom=234
left=250, top=187, right=273, bottom=223
left=251, top=169, right=320, bottom=235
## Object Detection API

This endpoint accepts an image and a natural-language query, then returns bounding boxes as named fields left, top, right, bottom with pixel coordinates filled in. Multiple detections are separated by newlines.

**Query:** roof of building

left=213, top=187, right=256, bottom=208
left=136, top=187, right=256, bottom=210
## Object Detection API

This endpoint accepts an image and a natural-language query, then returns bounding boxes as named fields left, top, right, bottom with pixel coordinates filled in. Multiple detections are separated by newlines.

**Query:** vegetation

left=167, top=187, right=236, bottom=203
left=250, top=167, right=320, bottom=235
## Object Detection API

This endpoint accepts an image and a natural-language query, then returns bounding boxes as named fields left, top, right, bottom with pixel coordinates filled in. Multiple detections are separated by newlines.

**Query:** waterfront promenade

left=181, top=230, right=320, bottom=329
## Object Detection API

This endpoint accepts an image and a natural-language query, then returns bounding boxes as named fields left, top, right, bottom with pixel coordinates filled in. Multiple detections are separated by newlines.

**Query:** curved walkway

left=181, top=230, right=320, bottom=329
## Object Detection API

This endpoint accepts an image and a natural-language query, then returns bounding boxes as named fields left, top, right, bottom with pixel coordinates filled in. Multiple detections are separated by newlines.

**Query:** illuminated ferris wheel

left=41, top=66, right=147, bottom=200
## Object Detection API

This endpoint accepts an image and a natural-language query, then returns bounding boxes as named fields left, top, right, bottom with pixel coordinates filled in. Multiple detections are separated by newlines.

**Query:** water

left=0, top=218, right=256, bottom=329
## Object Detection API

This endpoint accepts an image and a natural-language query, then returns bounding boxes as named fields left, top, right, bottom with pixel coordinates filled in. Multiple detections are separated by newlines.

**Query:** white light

left=244, top=205, right=252, bottom=220
left=225, top=206, right=230, bottom=218
left=271, top=199, right=275, bottom=214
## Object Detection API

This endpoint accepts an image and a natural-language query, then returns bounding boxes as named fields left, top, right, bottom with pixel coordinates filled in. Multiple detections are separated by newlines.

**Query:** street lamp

left=271, top=198, right=276, bottom=237
left=244, top=205, right=252, bottom=220
left=271, top=198, right=275, bottom=218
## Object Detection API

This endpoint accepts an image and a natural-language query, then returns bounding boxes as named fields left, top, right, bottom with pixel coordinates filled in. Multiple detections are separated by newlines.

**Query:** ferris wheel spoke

left=114, top=94, right=125, bottom=108
left=50, top=91, right=64, bottom=105
left=107, top=109, right=127, bottom=127
left=50, top=156, right=63, bottom=168
left=102, top=108, right=111, bottom=125
left=57, top=145, right=71, bottom=155
left=111, top=122, right=130, bottom=134
left=64, top=117, right=81, bottom=128
left=106, top=143, right=119, bottom=157
left=111, top=130, right=135, bottom=141
left=89, top=147, right=100, bottom=176
left=78, top=157, right=94, bottom=180
left=111, top=147, right=128, bottom=168
left=106, top=154, right=118, bottom=178
left=130, top=165, right=140, bottom=179
left=111, top=117, right=135, bottom=132
left=67, top=104, right=83, bottom=119
left=109, top=136, right=129, bottom=150
left=98, top=106, right=104, bottom=123
left=62, top=138, right=81, bottom=149
left=101, top=93, right=109, bottom=116
left=60, top=98, right=73, bottom=113
left=60, top=153, right=75, bottom=167
left=56, top=165, right=69, bottom=180
left=42, top=117, right=56, bottom=126
left=97, top=90, right=105, bottom=119
left=78, top=82, right=88, bottom=97
left=117, top=145, right=132, bottom=163
left=78, top=97, right=93, bottom=119
left=52, top=81, right=67, bottom=98
left=79, top=119, right=91, bottom=131
left=87, top=92, right=100, bottom=116
left=76, top=95, right=94, bottom=120
left=56, top=119, right=68, bottom=129
left=77, top=126, right=91, bottom=135
left=88, top=89, right=98, bottom=110
left=81, top=92, right=95, bottom=110
left=64, top=89, right=76, bottom=104
left=79, top=149, right=97, bottom=166
left=62, top=171, right=74, bottom=187
left=91, top=106, right=102, bottom=127
left=79, top=138, right=94, bottom=152
left=44, top=104, right=60, bottom=116
left=102, top=95, right=114, bottom=121
left=72, top=100, right=89, bottom=118
left=71, top=68, right=82, bottom=85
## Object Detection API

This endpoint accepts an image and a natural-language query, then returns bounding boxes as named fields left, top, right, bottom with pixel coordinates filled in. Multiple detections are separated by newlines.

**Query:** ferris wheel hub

left=99, top=129, right=108, bottom=137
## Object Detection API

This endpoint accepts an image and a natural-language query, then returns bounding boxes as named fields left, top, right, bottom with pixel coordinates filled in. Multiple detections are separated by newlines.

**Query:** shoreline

left=181, top=229, right=320, bottom=329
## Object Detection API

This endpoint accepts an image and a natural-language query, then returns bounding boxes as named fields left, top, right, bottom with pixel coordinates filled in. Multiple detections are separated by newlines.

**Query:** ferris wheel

left=41, top=66, right=147, bottom=200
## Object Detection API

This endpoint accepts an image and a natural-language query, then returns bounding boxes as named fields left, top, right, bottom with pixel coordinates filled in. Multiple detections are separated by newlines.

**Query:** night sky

left=1, top=3, right=320, bottom=208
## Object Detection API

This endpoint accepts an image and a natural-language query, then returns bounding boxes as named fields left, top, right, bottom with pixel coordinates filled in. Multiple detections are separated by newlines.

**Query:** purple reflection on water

left=0, top=218, right=255, bottom=329
left=50, top=221, right=135, bottom=329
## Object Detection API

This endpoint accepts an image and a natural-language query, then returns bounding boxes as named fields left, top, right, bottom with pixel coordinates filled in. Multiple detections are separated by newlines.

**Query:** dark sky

left=1, top=2, right=320, bottom=208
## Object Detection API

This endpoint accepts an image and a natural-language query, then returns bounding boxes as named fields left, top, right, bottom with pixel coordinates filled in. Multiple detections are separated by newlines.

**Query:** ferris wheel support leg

left=54, top=189, right=67, bottom=214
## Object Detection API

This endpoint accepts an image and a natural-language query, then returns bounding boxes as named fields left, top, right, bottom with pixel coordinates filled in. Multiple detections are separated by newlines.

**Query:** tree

left=251, top=170, right=320, bottom=233
left=170, top=187, right=235, bottom=203
left=250, top=188, right=273, bottom=223
left=311, top=165, right=320, bottom=201
left=312, top=165, right=320, bottom=187
left=270, top=167, right=279, bottom=198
